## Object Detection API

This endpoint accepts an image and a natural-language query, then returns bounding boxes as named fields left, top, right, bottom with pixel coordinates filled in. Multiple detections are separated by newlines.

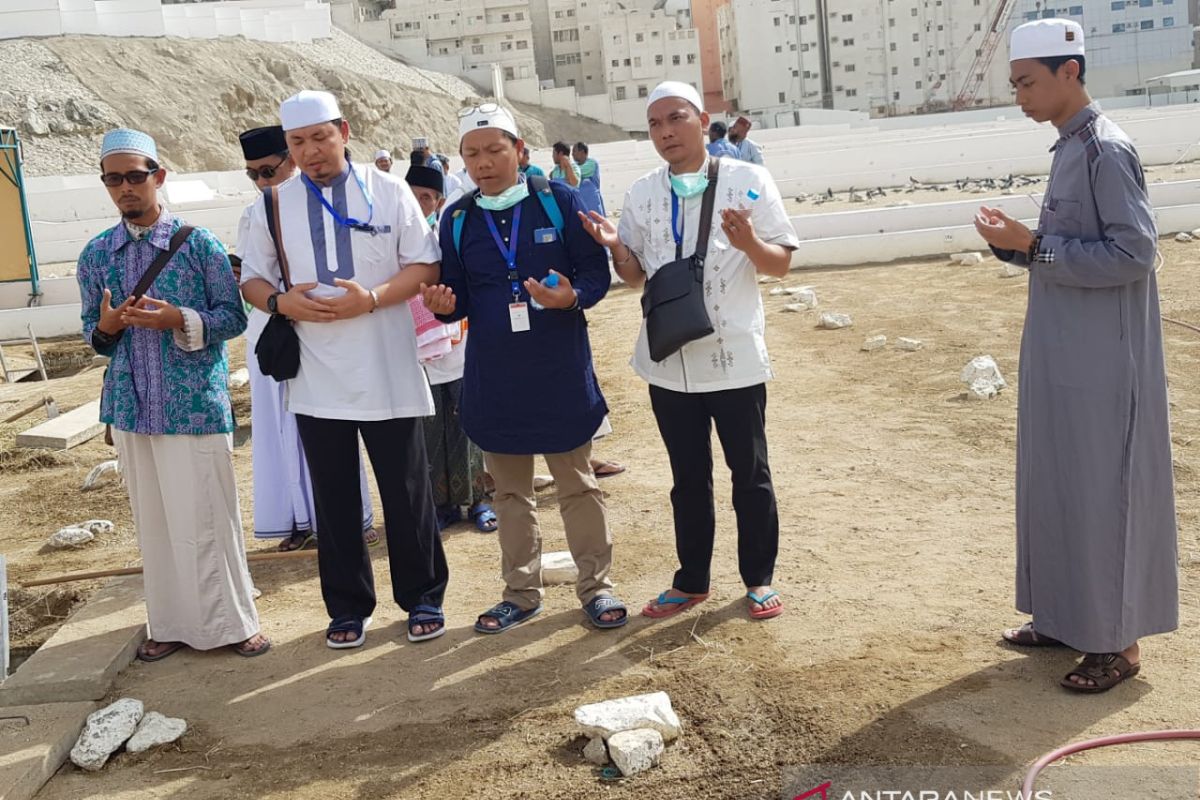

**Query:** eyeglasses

left=245, top=155, right=290, bottom=182
left=100, top=169, right=158, bottom=187
left=457, top=102, right=501, bottom=117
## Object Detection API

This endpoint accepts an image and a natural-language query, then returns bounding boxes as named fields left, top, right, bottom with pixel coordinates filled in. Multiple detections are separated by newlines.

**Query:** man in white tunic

left=236, top=125, right=377, bottom=552
left=975, top=19, right=1178, bottom=693
left=78, top=128, right=268, bottom=661
left=580, top=82, right=799, bottom=621
left=240, top=92, right=449, bottom=648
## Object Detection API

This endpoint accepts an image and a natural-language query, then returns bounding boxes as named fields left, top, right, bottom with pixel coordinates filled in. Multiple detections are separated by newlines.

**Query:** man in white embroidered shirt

left=239, top=90, right=449, bottom=649
left=581, top=81, right=799, bottom=622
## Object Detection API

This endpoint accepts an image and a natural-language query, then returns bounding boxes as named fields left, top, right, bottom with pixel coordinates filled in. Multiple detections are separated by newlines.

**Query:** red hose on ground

left=1022, top=730, right=1200, bottom=796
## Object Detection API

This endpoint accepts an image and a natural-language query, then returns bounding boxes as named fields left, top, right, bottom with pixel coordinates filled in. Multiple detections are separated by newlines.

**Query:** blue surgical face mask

left=669, top=171, right=709, bottom=199
left=426, top=212, right=437, bottom=227
left=475, top=180, right=529, bottom=211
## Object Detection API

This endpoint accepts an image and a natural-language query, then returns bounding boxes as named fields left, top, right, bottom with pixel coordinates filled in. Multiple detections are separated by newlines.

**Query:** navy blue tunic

left=436, top=181, right=610, bottom=455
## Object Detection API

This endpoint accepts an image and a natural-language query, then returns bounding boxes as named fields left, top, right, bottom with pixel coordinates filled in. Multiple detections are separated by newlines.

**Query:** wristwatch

left=267, top=291, right=283, bottom=315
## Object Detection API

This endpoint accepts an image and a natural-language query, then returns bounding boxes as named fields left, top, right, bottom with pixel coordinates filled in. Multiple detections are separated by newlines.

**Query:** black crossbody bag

left=254, top=186, right=301, bottom=381
left=640, top=157, right=719, bottom=363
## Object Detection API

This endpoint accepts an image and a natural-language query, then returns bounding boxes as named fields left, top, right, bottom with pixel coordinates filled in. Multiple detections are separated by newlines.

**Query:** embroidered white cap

left=374, top=149, right=391, bottom=161
left=647, top=81, right=704, bottom=113
left=279, top=90, right=343, bottom=132
left=1010, top=18, right=1085, bottom=62
left=457, top=104, right=519, bottom=143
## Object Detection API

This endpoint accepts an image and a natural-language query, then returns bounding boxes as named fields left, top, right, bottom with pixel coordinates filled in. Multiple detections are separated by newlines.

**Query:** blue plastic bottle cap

left=544, top=273, right=560, bottom=288
left=747, top=188, right=761, bottom=201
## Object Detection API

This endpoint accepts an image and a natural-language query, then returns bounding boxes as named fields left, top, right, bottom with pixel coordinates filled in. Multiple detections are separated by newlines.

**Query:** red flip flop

left=641, top=591, right=709, bottom=619
left=747, top=590, right=784, bottom=620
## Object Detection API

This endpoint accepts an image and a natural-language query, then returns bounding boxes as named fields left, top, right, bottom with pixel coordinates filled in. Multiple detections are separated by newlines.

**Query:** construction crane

left=951, top=0, right=1018, bottom=110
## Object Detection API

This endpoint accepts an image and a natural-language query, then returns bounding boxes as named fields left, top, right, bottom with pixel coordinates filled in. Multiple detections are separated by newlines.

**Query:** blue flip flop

left=470, top=503, right=498, bottom=533
left=326, top=615, right=371, bottom=649
left=407, top=604, right=446, bottom=643
left=583, top=595, right=628, bottom=629
left=473, top=601, right=542, bottom=634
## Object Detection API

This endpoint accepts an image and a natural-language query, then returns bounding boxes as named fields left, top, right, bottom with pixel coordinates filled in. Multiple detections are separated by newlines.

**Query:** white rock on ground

left=573, top=691, right=682, bottom=742
left=757, top=275, right=783, bottom=284
left=818, top=312, right=853, bottom=330
left=583, top=736, right=610, bottom=765
left=781, top=303, right=807, bottom=313
left=768, top=287, right=789, bottom=296
left=541, top=551, right=579, bottom=585
left=228, top=367, right=250, bottom=389
left=967, top=378, right=999, bottom=401
left=1191, top=228, right=1200, bottom=238
left=126, top=712, right=187, bottom=754
left=82, top=459, right=120, bottom=490
left=951, top=252, right=985, bottom=265
left=48, top=526, right=94, bottom=549
left=1175, top=232, right=1194, bottom=243
left=960, top=355, right=1007, bottom=393
left=998, top=263, right=1026, bottom=278
left=788, top=287, right=818, bottom=308
left=608, top=729, right=665, bottom=777
left=70, top=698, right=144, bottom=771
left=896, top=337, right=924, bottom=351
left=80, top=519, right=114, bottom=535
left=861, top=335, right=887, bottom=351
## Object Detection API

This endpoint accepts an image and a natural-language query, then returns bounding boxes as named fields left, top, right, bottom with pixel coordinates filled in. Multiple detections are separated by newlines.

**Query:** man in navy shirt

left=421, top=104, right=627, bottom=634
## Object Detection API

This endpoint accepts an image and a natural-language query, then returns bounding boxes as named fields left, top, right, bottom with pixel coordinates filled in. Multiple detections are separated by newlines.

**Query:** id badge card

left=509, top=302, right=531, bottom=333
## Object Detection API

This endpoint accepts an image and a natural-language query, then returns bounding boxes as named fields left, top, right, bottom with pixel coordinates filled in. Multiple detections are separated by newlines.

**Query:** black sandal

left=1060, top=652, right=1140, bottom=693
left=278, top=530, right=315, bottom=552
left=1002, top=622, right=1064, bottom=648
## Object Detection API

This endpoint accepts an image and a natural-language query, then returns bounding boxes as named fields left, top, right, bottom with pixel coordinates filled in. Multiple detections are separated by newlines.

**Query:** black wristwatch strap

left=267, top=291, right=282, bottom=315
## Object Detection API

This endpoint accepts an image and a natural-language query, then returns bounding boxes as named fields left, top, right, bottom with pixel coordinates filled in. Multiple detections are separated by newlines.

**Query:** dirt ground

left=2, top=241, right=1198, bottom=799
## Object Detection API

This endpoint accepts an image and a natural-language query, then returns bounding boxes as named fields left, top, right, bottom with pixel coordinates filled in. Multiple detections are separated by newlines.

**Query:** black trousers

left=295, top=414, right=448, bottom=621
left=649, top=383, right=779, bottom=594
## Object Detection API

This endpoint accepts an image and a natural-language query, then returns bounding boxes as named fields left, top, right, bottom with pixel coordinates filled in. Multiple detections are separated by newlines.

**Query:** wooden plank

left=15, top=399, right=102, bottom=450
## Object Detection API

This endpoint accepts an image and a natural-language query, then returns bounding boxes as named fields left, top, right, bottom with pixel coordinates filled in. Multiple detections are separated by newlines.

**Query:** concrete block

left=0, top=701, right=98, bottom=800
left=16, top=400, right=103, bottom=450
left=0, top=577, right=146, bottom=707
left=608, top=729, right=664, bottom=777
left=574, top=691, right=681, bottom=742
left=896, top=337, right=924, bottom=351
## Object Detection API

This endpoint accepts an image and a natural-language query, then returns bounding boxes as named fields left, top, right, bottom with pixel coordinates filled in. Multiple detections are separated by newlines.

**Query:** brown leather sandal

left=1060, top=652, right=1140, bottom=693
left=1002, top=621, right=1064, bottom=648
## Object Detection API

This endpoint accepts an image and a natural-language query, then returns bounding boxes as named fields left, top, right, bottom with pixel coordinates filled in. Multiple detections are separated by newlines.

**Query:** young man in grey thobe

left=974, top=18, right=1178, bottom=693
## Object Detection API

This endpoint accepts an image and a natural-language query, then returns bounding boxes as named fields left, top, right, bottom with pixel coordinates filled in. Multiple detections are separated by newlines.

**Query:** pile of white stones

left=573, top=691, right=681, bottom=778
left=70, top=699, right=187, bottom=771
left=46, top=519, right=114, bottom=549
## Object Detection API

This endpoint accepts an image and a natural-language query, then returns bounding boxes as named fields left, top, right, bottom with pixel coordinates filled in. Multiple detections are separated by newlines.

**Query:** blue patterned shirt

left=77, top=209, right=246, bottom=435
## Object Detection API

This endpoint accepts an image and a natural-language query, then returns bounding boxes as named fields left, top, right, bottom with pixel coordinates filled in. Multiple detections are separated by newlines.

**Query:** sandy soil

left=2, top=241, right=1198, bottom=799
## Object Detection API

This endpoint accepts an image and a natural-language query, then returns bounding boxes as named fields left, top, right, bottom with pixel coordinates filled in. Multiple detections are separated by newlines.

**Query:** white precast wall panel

left=0, top=0, right=63, bottom=38
left=94, top=0, right=167, bottom=37
left=59, top=0, right=98, bottom=35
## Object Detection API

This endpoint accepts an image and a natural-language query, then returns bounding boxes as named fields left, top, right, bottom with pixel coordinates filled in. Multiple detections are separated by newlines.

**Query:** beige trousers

left=484, top=441, right=613, bottom=610
left=115, top=430, right=260, bottom=650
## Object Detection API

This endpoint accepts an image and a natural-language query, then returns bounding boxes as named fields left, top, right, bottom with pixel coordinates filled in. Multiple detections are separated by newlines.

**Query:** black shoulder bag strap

left=262, top=187, right=292, bottom=290
left=692, top=157, right=721, bottom=270
left=131, top=224, right=195, bottom=300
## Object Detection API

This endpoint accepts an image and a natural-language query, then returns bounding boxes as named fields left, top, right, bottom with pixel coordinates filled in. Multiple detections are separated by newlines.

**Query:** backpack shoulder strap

left=451, top=204, right=470, bottom=258
left=131, top=224, right=194, bottom=299
left=527, top=174, right=564, bottom=236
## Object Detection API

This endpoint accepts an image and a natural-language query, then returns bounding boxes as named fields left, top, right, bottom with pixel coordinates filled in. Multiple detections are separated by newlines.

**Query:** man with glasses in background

left=77, top=127, right=268, bottom=662
left=236, top=125, right=378, bottom=553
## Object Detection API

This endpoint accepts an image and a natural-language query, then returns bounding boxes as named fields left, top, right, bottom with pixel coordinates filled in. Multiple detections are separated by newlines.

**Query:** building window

left=656, top=54, right=663, bottom=65
left=501, top=41, right=512, bottom=50
left=912, top=33, right=919, bottom=41
left=1139, top=0, right=1151, bottom=6
left=687, top=53, right=696, bottom=64
left=567, top=78, right=575, bottom=86
left=842, top=13, right=853, bottom=21
left=845, top=63, right=856, bottom=72
left=554, top=10, right=563, bottom=18
left=775, top=45, right=782, bottom=52
left=623, top=58, right=630, bottom=66
left=611, top=59, right=619, bottom=67
left=634, top=56, right=642, bottom=66
left=1141, top=18, right=1154, bottom=28
left=889, top=42, right=896, bottom=51
left=615, top=85, right=627, bottom=100
left=1164, top=16, right=1175, bottom=26
left=504, top=67, right=515, bottom=79
left=846, top=89, right=857, bottom=97
left=915, top=80, right=922, bottom=88
left=672, top=54, right=681, bottom=65
left=894, top=91, right=900, bottom=100
left=913, top=57, right=920, bottom=65
left=891, top=66, right=898, bottom=75
left=1113, top=22, right=1125, bottom=32
left=501, top=13, right=510, bottom=22
left=516, top=40, right=528, bottom=49
left=844, top=37, right=854, bottom=46
left=774, top=17, right=781, bottom=27
left=638, top=85, right=648, bottom=98
left=471, top=44, right=484, bottom=54
left=778, top=91, right=786, bottom=102
left=1068, top=5, right=1082, bottom=13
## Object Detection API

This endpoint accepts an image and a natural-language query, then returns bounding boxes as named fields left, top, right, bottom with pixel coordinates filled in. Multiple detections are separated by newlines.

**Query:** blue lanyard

left=302, top=162, right=377, bottom=234
left=670, top=190, right=684, bottom=260
left=483, top=204, right=522, bottom=301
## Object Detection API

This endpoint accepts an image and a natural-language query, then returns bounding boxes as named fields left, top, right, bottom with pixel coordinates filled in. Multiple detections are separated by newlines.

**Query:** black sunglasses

left=246, top=155, right=290, bottom=182
left=100, top=169, right=159, bottom=187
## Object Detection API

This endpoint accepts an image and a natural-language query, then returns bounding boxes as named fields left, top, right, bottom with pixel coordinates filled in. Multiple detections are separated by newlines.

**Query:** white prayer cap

left=279, top=90, right=342, bottom=132
left=374, top=149, right=391, bottom=161
left=1010, top=18, right=1085, bottom=62
left=457, top=103, right=519, bottom=143
left=647, top=81, right=703, bottom=113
